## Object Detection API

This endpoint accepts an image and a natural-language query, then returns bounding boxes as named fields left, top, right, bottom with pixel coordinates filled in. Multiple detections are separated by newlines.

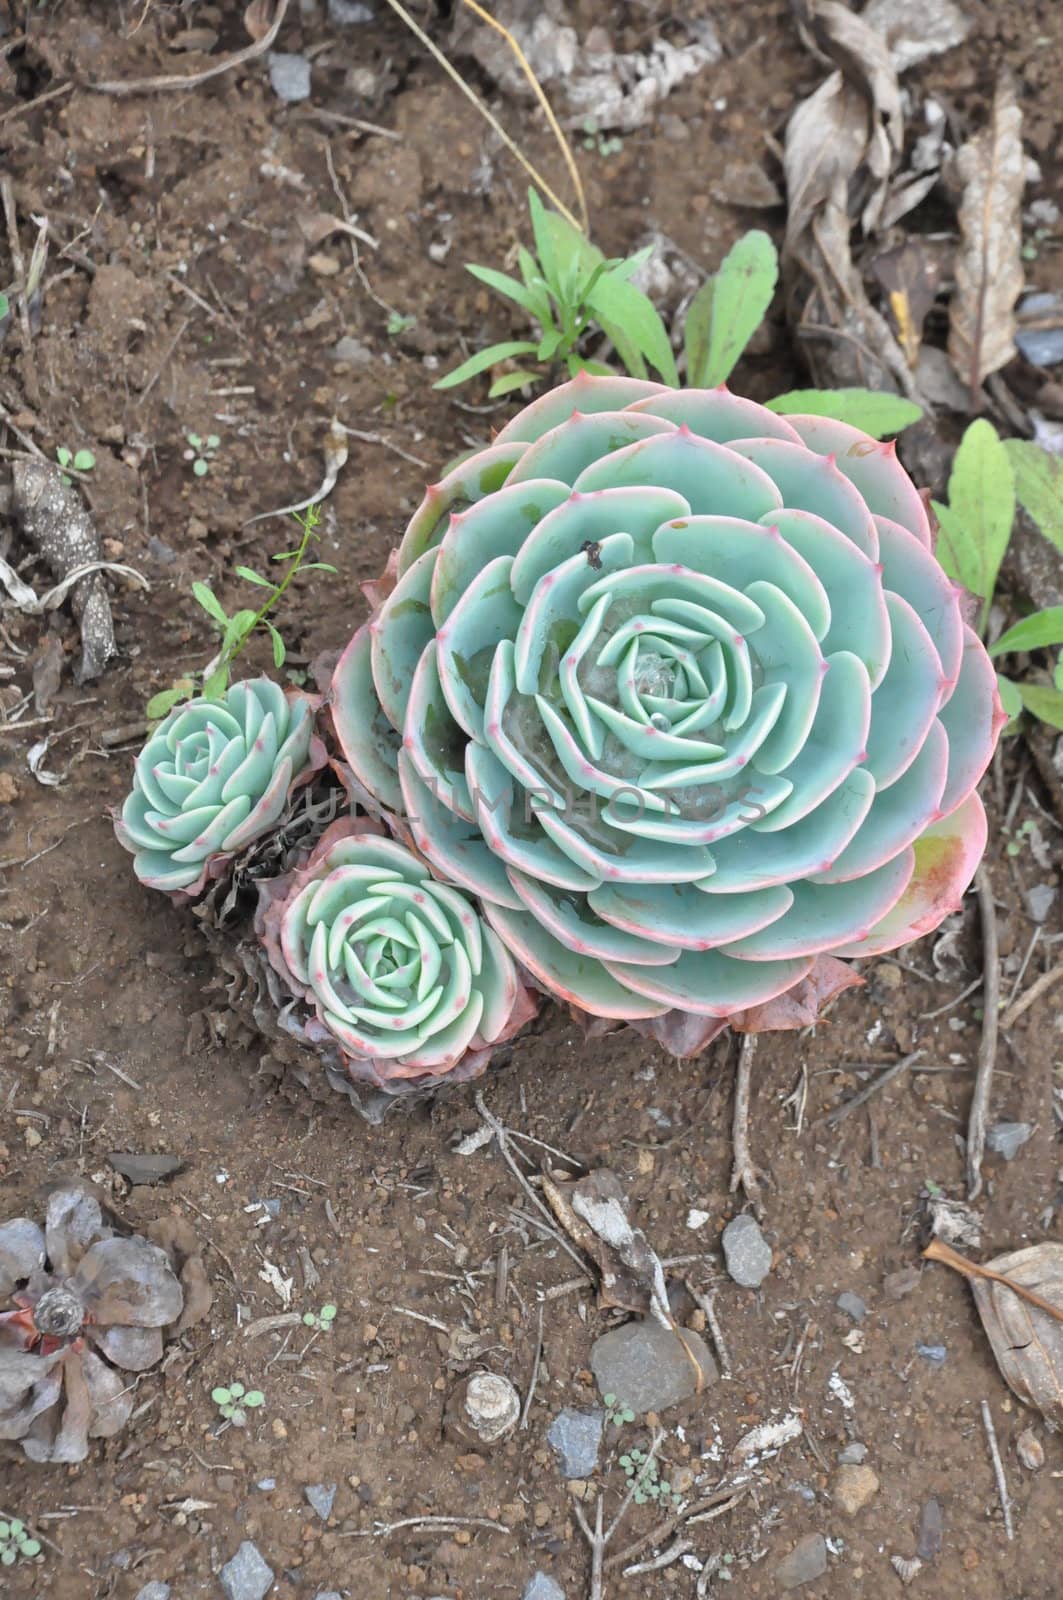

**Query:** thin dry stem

left=89, top=0, right=291, bottom=94
left=460, top=0, right=587, bottom=230
left=730, top=1034, right=764, bottom=1218
left=922, top=1238, right=1063, bottom=1326
left=378, top=0, right=584, bottom=233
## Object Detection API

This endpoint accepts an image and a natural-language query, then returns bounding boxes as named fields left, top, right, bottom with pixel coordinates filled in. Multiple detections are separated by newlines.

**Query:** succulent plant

left=332, top=373, right=1004, bottom=1048
left=257, top=817, right=538, bottom=1088
left=116, top=678, right=325, bottom=898
left=0, top=1188, right=186, bottom=1463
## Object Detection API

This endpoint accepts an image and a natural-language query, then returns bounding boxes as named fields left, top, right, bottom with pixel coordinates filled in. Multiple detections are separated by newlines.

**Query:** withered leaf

left=543, top=1169, right=671, bottom=1323
left=243, top=0, right=274, bottom=42
left=970, top=1242, right=1063, bottom=1425
left=948, top=74, right=1025, bottom=397
left=870, top=241, right=943, bottom=367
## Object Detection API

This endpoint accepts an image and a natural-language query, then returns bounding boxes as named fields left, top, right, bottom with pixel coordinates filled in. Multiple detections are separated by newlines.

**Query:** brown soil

left=1, top=4, right=1061, bottom=1598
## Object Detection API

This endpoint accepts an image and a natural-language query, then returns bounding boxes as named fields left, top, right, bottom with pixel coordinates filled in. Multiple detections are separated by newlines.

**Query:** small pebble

left=328, top=0, right=374, bottom=20
left=523, top=1574, right=565, bottom=1600
left=591, top=1319, right=717, bottom=1415
left=1016, top=1427, right=1044, bottom=1471
left=833, top=1464, right=879, bottom=1515
left=917, top=1496, right=944, bottom=1561
left=304, top=1483, right=337, bottom=1521
left=546, top=1409, right=603, bottom=1479
left=256, top=1479, right=276, bottom=1492
left=916, top=1343, right=947, bottom=1365
left=268, top=52, right=311, bottom=103
left=986, top=1121, right=1034, bottom=1161
left=775, top=1532, right=828, bottom=1590
left=836, top=1291, right=867, bottom=1323
left=219, top=1541, right=274, bottom=1600
left=134, top=1586, right=171, bottom=1600
left=837, top=1441, right=868, bottom=1465
left=721, top=1214, right=772, bottom=1288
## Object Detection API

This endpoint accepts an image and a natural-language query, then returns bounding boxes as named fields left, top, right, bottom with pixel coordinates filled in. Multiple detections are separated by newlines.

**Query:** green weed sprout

left=386, top=311, right=416, bottom=337
left=618, top=1446, right=675, bottom=1507
left=184, top=431, right=221, bottom=477
left=56, top=445, right=95, bottom=485
left=0, top=1518, right=42, bottom=1566
left=602, top=1393, right=635, bottom=1428
left=146, top=502, right=336, bottom=720
left=303, top=1303, right=338, bottom=1332
left=211, top=1382, right=265, bottom=1427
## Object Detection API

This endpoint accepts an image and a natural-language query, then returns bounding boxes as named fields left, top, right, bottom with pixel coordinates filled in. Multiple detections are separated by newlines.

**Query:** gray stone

left=775, top=1532, right=828, bottom=1590
left=835, top=1291, right=867, bottom=1323
left=305, top=1482, right=337, bottom=1521
left=135, top=1586, right=171, bottom=1600
left=591, top=1319, right=717, bottom=1416
left=330, top=335, right=373, bottom=368
left=721, top=1214, right=772, bottom=1288
left=837, top=1441, right=868, bottom=1465
left=328, top=0, right=374, bottom=21
left=546, top=1408, right=603, bottom=1478
left=268, top=52, right=311, bottom=103
left=315, top=1593, right=342, bottom=1600
left=523, top=1576, right=565, bottom=1600
left=219, top=1541, right=274, bottom=1600
left=986, top=1121, right=1033, bottom=1161
left=916, top=1343, right=947, bottom=1365
left=1025, top=883, right=1056, bottom=923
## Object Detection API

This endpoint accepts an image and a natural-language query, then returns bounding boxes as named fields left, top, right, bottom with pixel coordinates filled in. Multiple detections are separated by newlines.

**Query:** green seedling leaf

left=465, top=262, right=547, bottom=320
left=0, top=292, right=9, bottom=320
left=1004, top=438, right=1063, bottom=554
left=193, top=458, right=209, bottom=477
left=56, top=446, right=72, bottom=468
left=527, top=187, right=561, bottom=300
left=1017, top=680, right=1063, bottom=730
left=593, top=312, right=647, bottom=380
left=320, top=1303, right=337, bottom=1322
left=536, top=326, right=565, bottom=362
left=145, top=687, right=186, bottom=721
left=212, top=1387, right=232, bottom=1405
left=192, top=582, right=228, bottom=625
left=588, top=274, right=678, bottom=385
left=206, top=434, right=220, bottom=450
left=187, top=433, right=202, bottom=449
left=266, top=620, right=286, bottom=667
left=72, top=449, right=96, bottom=472
left=300, top=561, right=338, bottom=573
left=488, top=369, right=539, bottom=399
left=990, top=606, right=1063, bottom=657
left=995, top=673, right=1023, bottom=721
left=20, top=1540, right=40, bottom=1558
left=244, top=1390, right=265, bottom=1408
left=766, top=388, right=924, bottom=437
left=686, top=229, right=778, bottom=388
left=932, top=418, right=1015, bottom=630
left=202, top=665, right=229, bottom=700
left=434, top=339, right=540, bottom=391
left=235, top=565, right=274, bottom=589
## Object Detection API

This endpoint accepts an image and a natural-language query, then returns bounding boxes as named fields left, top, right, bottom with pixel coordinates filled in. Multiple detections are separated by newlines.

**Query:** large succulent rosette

left=332, top=374, right=1004, bottom=1046
left=0, top=1189, right=184, bottom=1463
left=257, top=817, right=538, bottom=1089
left=116, top=678, right=325, bottom=899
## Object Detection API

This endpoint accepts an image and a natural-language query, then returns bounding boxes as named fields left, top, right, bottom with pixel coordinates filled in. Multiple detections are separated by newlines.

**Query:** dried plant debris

left=0, top=1187, right=207, bottom=1462
left=948, top=75, right=1025, bottom=402
left=451, top=1, right=721, bottom=132
left=542, top=1169, right=671, bottom=1323
left=861, top=0, right=972, bottom=72
left=10, top=460, right=115, bottom=681
left=970, top=1243, right=1063, bottom=1425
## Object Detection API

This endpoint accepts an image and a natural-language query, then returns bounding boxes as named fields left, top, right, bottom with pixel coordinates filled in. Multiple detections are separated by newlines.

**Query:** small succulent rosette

left=0, top=1188, right=185, bottom=1464
left=257, top=817, right=538, bottom=1091
left=116, top=677, right=326, bottom=901
left=331, top=373, right=1005, bottom=1050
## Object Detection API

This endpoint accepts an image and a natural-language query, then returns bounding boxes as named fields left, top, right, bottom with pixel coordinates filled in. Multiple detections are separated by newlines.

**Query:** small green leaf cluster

left=581, top=117, right=622, bottom=158
left=618, top=1446, right=674, bottom=1507
left=56, top=444, right=96, bottom=485
left=0, top=1518, right=43, bottom=1566
left=185, top=431, right=221, bottom=477
left=302, top=1302, right=338, bottom=1332
left=146, top=503, right=336, bottom=721
left=211, top=1381, right=265, bottom=1427
left=387, top=311, right=416, bottom=338
left=602, top=1392, right=635, bottom=1428
left=436, top=188, right=678, bottom=397
left=931, top=421, right=1063, bottom=730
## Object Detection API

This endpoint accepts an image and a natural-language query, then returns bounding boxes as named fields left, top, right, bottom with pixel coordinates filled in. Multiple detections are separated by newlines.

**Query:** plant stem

left=224, top=510, right=318, bottom=675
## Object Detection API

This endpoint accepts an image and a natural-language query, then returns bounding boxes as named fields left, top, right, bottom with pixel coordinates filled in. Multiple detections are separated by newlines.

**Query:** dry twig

left=980, top=1398, right=1014, bottom=1540
left=821, top=1050, right=924, bottom=1127
left=1000, top=960, right=1063, bottom=1030
left=922, top=1238, right=1063, bottom=1326
left=967, top=865, right=1000, bottom=1201
left=685, top=1279, right=733, bottom=1379
left=1, top=176, right=39, bottom=406
left=573, top=1429, right=666, bottom=1600
left=89, top=0, right=292, bottom=95
left=730, top=1034, right=764, bottom=1217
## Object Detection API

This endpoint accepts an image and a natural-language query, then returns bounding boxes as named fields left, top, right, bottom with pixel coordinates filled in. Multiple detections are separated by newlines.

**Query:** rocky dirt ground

left=0, top=3, right=1061, bottom=1598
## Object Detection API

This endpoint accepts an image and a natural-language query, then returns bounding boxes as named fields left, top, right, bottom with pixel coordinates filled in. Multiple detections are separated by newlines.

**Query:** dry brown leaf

left=542, top=1169, right=671, bottom=1323
left=970, top=1243, right=1063, bottom=1425
left=870, top=241, right=944, bottom=367
left=947, top=74, right=1025, bottom=400
left=862, top=0, right=972, bottom=72
left=243, top=0, right=274, bottom=42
